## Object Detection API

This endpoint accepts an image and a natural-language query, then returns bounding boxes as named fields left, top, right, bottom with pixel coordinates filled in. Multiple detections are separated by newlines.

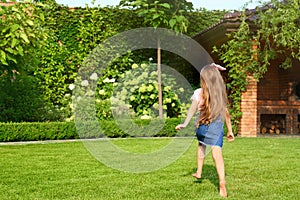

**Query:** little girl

left=176, top=63, right=234, bottom=198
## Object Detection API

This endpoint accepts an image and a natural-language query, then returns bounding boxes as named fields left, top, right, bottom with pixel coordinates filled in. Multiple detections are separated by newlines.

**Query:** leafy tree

left=255, top=0, right=300, bottom=69
left=120, top=0, right=193, bottom=32
left=0, top=0, right=47, bottom=79
left=119, top=0, right=193, bottom=118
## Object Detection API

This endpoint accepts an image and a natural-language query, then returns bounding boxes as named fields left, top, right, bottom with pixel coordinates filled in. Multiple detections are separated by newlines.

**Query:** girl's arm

left=225, top=109, right=235, bottom=142
left=175, top=99, right=198, bottom=130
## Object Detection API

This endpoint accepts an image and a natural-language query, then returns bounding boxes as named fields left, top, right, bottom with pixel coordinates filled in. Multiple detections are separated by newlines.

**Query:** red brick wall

left=279, top=59, right=300, bottom=100
left=258, top=61, right=280, bottom=100
left=258, top=59, right=300, bottom=101
left=239, top=76, right=257, bottom=136
left=238, top=44, right=299, bottom=132
left=242, top=59, right=300, bottom=136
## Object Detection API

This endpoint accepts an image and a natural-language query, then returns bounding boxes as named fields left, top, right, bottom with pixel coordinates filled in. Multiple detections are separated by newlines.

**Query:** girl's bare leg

left=211, top=147, right=227, bottom=198
left=192, top=143, right=206, bottom=179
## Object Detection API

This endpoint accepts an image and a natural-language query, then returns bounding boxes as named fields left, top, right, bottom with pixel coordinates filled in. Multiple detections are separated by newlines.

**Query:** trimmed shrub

left=0, top=118, right=189, bottom=142
left=0, top=122, right=78, bottom=142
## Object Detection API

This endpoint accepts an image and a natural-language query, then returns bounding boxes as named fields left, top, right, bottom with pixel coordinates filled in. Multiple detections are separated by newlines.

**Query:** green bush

left=0, top=118, right=188, bottom=142
left=0, top=75, right=48, bottom=122
left=0, top=122, right=78, bottom=142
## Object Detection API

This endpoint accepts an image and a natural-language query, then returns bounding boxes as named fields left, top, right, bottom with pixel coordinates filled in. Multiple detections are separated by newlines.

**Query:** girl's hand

left=226, top=132, right=235, bottom=142
left=175, top=124, right=186, bottom=130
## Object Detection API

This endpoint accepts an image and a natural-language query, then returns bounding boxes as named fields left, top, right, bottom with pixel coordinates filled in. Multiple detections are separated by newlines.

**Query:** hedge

left=0, top=118, right=191, bottom=142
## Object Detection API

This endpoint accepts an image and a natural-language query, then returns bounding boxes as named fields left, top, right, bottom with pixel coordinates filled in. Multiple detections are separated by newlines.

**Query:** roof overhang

left=193, top=9, right=259, bottom=57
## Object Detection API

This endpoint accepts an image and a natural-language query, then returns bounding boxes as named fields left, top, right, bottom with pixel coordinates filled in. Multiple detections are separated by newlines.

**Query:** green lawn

left=0, top=137, right=299, bottom=200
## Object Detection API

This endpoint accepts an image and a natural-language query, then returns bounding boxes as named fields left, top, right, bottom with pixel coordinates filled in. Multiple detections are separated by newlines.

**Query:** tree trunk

left=157, top=37, right=163, bottom=119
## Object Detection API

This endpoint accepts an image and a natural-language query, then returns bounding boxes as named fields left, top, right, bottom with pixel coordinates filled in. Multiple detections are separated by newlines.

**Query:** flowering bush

left=70, top=61, right=191, bottom=121
left=111, top=62, right=189, bottom=119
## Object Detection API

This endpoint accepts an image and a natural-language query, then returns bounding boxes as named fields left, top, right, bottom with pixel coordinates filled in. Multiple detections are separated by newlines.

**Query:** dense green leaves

left=214, top=0, right=300, bottom=133
left=0, top=0, right=227, bottom=122
left=120, top=0, right=193, bottom=33
left=0, top=0, right=47, bottom=77
left=255, top=0, right=300, bottom=69
left=213, top=20, right=257, bottom=133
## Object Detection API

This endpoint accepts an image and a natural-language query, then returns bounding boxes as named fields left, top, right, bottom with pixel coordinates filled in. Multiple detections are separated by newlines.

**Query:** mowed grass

left=0, top=137, right=299, bottom=200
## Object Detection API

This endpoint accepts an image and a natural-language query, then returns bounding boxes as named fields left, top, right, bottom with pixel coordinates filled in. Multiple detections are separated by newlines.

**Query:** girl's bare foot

left=192, top=172, right=201, bottom=179
left=219, top=181, right=227, bottom=198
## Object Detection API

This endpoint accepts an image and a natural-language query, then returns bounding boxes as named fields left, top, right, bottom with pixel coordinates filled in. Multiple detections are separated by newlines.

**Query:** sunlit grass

left=0, top=137, right=299, bottom=199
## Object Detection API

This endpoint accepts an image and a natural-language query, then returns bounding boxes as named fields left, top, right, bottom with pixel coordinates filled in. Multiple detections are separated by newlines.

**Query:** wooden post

left=157, top=37, right=163, bottom=119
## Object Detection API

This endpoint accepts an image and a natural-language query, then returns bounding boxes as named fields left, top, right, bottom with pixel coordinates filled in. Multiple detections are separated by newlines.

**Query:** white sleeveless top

left=191, top=88, right=202, bottom=103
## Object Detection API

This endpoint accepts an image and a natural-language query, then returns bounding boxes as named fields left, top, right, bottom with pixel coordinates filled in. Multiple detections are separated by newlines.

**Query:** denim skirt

left=195, top=116, right=224, bottom=148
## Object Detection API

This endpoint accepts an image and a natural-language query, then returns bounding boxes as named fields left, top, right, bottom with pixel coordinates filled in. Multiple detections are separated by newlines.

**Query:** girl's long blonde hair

left=197, top=64, right=228, bottom=126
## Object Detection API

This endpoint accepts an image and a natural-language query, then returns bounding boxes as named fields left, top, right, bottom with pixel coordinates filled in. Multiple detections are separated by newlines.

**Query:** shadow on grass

left=190, top=164, right=219, bottom=189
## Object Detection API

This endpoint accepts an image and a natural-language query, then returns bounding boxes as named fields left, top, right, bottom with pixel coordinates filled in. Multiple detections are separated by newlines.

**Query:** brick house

left=193, top=9, right=300, bottom=137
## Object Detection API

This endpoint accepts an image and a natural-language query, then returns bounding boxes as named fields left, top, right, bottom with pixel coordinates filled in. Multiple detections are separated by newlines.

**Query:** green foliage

left=0, top=118, right=183, bottom=142
left=214, top=0, right=300, bottom=133
left=34, top=4, right=145, bottom=121
left=0, top=75, right=53, bottom=122
left=0, top=0, right=227, bottom=122
left=84, top=62, right=191, bottom=120
left=0, top=121, right=78, bottom=142
left=255, top=0, right=300, bottom=69
left=187, top=8, right=227, bottom=36
left=0, top=0, right=47, bottom=78
left=119, top=0, right=193, bottom=33
left=111, top=63, right=187, bottom=118
left=100, top=118, right=182, bottom=137
left=213, top=20, right=257, bottom=133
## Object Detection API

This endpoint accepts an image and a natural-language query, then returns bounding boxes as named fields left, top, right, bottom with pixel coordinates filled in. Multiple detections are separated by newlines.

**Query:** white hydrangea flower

left=90, top=72, right=98, bottom=80
left=81, top=80, right=89, bottom=87
left=98, top=89, right=105, bottom=95
left=141, top=63, right=147, bottom=68
left=173, top=94, right=178, bottom=99
left=139, top=84, right=147, bottom=93
left=142, top=110, right=148, bottom=115
left=129, top=95, right=135, bottom=101
left=69, top=84, right=75, bottom=90
left=103, top=78, right=115, bottom=83
left=103, top=78, right=110, bottom=83
left=86, top=90, right=95, bottom=96
left=132, top=63, right=138, bottom=69
left=130, top=87, right=136, bottom=93
left=141, top=115, right=151, bottom=120
left=165, top=98, right=172, bottom=103
left=150, top=71, right=158, bottom=76
left=164, top=86, right=171, bottom=92
left=150, top=94, right=156, bottom=99
left=147, top=85, right=154, bottom=92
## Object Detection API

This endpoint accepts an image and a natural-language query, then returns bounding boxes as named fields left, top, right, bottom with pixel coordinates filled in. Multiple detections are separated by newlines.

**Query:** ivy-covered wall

left=0, top=2, right=226, bottom=122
